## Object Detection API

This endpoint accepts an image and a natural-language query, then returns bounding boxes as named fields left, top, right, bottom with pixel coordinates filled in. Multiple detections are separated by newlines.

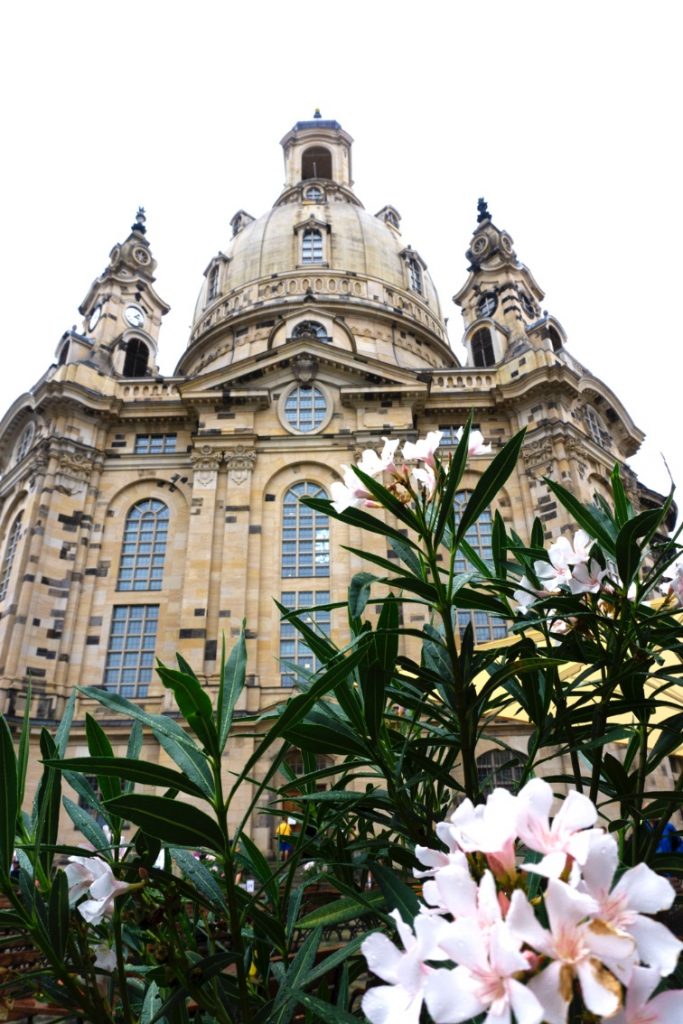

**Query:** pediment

left=177, top=340, right=430, bottom=403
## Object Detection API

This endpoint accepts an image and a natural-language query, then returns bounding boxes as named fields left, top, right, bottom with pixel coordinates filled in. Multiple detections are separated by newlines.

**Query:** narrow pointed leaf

left=62, top=796, right=110, bottom=851
left=218, top=627, right=247, bottom=750
left=543, top=477, right=616, bottom=553
left=105, top=794, right=224, bottom=852
left=171, top=847, right=229, bottom=913
left=434, top=416, right=472, bottom=546
left=35, top=730, right=61, bottom=871
left=85, top=714, right=121, bottom=804
left=349, top=572, right=376, bottom=619
left=303, top=496, right=421, bottom=549
left=371, top=862, right=420, bottom=923
left=610, top=463, right=632, bottom=528
left=48, top=868, right=69, bottom=960
left=47, top=756, right=207, bottom=799
left=455, top=428, right=526, bottom=544
left=0, top=715, right=18, bottom=875
left=54, top=688, right=77, bottom=757
left=16, top=685, right=31, bottom=812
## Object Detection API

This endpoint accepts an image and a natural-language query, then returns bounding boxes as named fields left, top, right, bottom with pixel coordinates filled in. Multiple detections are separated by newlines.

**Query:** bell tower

left=279, top=110, right=354, bottom=190
left=453, top=199, right=547, bottom=367
left=74, top=209, right=170, bottom=377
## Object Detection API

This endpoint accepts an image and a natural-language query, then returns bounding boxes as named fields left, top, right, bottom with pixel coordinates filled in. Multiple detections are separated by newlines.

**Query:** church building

left=0, top=115, right=653, bottom=850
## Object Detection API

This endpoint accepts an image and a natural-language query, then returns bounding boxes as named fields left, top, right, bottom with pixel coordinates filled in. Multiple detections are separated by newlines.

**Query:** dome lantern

left=279, top=114, right=354, bottom=189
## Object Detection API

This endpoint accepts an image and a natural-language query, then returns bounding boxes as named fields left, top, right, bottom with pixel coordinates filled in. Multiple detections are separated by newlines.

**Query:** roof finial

left=477, top=197, right=491, bottom=224
left=313, top=108, right=322, bottom=119
left=132, top=206, right=147, bottom=235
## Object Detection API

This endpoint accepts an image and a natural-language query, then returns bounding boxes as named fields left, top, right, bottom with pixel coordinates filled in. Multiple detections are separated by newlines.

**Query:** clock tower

left=67, top=208, right=170, bottom=377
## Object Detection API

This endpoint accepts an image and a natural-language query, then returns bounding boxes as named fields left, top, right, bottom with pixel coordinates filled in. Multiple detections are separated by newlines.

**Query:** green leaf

left=84, top=714, right=121, bottom=805
left=544, top=477, right=616, bottom=553
left=48, top=868, right=69, bottom=960
left=455, top=429, right=526, bottom=544
left=303, top=496, right=421, bottom=550
left=370, top=862, right=420, bottom=923
left=155, top=664, right=218, bottom=756
left=616, top=508, right=665, bottom=591
left=171, top=847, right=229, bottom=913
left=105, top=794, right=224, bottom=852
left=218, top=627, right=247, bottom=751
left=491, top=510, right=507, bottom=578
left=16, top=685, right=31, bottom=815
left=34, top=730, right=61, bottom=872
left=79, top=686, right=214, bottom=797
left=49, top=756, right=207, bottom=799
left=140, top=981, right=163, bottom=1024
left=54, top=688, right=77, bottom=757
left=434, top=415, right=472, bottom=547
left=0, top=715, right=18, bottom=876
left=388, top=535, right=423, bottom=575
left=238, top=832, right=280, bottom=909
left=295, top=991, right=362, bottom=1024
left=349, top=572, right=376, bottom=619
left=272, top=927, right=322, bottom=1020
left=296, top=891, right=384, bottom=930
left=62, top=796, right=110, bottom=851
left=610, top=464, right=632, bottom=528
left=648, top=712, right=683, bottom=770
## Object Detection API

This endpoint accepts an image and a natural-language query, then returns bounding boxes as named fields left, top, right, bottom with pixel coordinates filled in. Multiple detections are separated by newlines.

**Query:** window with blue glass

left=282, top=482, right=329, bottom=578
left=454, top=492, right=506, bottom=644
left=103, top=605, right=159, bottom=698
left=283, top=385, right=327, bottom=433
left=0, top=512, right=23, bottom=603
left=117, top=499, right=169, bottom=591
left=280, top=590, right=330, bottom=687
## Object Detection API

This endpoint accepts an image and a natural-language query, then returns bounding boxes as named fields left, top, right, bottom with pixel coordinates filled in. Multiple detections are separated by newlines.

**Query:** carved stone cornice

left=522, top=437, right=554, bottom=471
left=224, top=446, right=256, bottom=486
left=190, top=445, right=222, bottom=473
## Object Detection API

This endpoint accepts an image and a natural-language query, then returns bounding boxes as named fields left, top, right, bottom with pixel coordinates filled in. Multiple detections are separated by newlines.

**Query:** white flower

left=423, top=868, right=502, bottom=932
left=513, top=576, right=538, bottom=613
left=403, top=430, right=443, bottom=468
left=357, top=437, right=401, bottom=478
left=330, top=464, right=375, bottom=513
left=409, top=463, right=437, bottom=499
left=579, top=833, right=682, bottom=980
left=440, top=789, right=519, bottom=880
left=507, top=880, right=633, bottom=1024
left=455, top=427, right=492, bottom=456
left=567, top=558, right=607, bottom=595
left=568, top=529, right=593, bottom=564
left=66, top=854, right=133, bottom=925
left=516, top=778, right=601, bottom=879
left=92, top=943, right=116, bottom=995
left=611, top=965, right=683, bottom=1024
left=426, top=919, right=544, bottom=1024
left=361, top=909, right=449, bottom=1024
left=534, top=537, right=573, bottom=591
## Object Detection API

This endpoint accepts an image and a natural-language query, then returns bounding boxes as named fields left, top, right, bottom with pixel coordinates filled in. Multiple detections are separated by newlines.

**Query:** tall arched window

left=454, top=492, right=506, bottom=644
left=282, top=482, right=329, bottom=578
left=14, top=424, right=35, bottom=465
left=302, top=146, right=332, bottom=180
left=117, top=499, right=169, bottom=591
left=0, top=512, right=23, bottom=602
left=123, top=339, right=149, bottom=378
left=301, top=229, right=323, bottom=263
left=407, top=257, right=423, bottom=294
left=471, top=327, right=495, bottom=367
left=207, top=265, right=219, bottom=301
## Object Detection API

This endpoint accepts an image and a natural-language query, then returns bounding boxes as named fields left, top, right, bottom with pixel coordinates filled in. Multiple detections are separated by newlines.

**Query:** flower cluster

left=330, top=429, right=491, bottom=515
left=514, top=529, right=609, bottom=612
left=361, top=780, right=683, bottom=1024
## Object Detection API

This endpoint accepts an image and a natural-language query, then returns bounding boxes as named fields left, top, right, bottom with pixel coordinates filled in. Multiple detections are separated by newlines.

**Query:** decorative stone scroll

left=291, top=353, right=318, bottom=384
left=225, top=446, right=256, bottom=486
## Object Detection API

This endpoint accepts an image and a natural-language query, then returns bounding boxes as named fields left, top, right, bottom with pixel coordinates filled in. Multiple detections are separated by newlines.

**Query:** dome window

left=283, top=385, right=328, bottom=433
left=292, top=320, right=330, bottom=342
left=584, top=405, right=609, bottom=448
left=14, top=423, right=35, bottom=465
left=301, top=229, right=324, bottom=264
left=407, top=256, right=423, bottom=295
left=207, top=265, right=219, bottom=301
left=305, top=186, right=324, bottom=202
left=123, top=338, right=150, bottom=378
left=302, top=146, right=332, bottom=180
left=471, top=327, right=495, bottom=367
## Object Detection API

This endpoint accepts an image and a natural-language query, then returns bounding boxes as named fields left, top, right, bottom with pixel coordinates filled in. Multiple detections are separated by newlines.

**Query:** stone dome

left=178, top=118, right=453, bottom=376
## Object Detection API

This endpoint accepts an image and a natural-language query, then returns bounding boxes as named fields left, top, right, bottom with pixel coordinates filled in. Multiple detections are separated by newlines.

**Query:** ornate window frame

left=278, top=382, right=332, bottom=435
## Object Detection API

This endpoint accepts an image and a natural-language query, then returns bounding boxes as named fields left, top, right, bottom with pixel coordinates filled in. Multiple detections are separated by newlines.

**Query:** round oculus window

left=477, top=293, right=497, bottom=317
left=283, top=385, right=328, bottom=433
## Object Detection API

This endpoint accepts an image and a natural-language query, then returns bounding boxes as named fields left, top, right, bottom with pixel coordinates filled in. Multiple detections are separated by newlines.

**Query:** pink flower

left=357, top=437, right=401, bottom=478
left=455, top=427, right=492, bottom=456
left=579, top=833, right=682, bottom=980
left=425, top=919, right=544, bottom=1024
left=330, top=464, right=375, bottom=513
left=361, top=910, right=449, bottom=1024
left=403, top=430, right=443, bottom=468
left=507, top=880, right=633, bottom=1024
left=410, top=463, right=437, bottom=499
left=516, top=778, right=601, bottom=879
left=440, top=789, right=519, bottom=880
left=611, top=965, right=683, bottom=1024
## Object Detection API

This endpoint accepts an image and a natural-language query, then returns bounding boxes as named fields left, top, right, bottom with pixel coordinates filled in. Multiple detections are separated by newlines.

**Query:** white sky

left=2, top=1, right=681, bottom=518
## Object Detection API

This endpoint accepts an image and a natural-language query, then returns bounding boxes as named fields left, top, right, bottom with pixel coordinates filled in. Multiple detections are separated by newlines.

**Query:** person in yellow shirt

left=275, top=818, right=295, bottom=861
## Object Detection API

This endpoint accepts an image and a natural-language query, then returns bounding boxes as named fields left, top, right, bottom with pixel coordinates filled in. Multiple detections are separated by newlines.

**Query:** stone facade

left=0, top=116, right=661, bottom=851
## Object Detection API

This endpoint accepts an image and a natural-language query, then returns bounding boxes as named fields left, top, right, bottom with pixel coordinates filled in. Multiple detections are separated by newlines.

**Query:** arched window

left=122, top=339, right=149, bottom=378
left=305, top=186, right=324, bottom=201
left=301, top=229, right=324, bottom=264
left=14, top=424, right=35, bottom=465
left=471, top=327, right=495, bottom=367
left=207, top=265, right=219, bottom=301
left=584, top=405, right=607, bottom=448
left=292, top=320, right=330, bottom=342
left=407, top=257, right=423, bottom=294
left=117, top=499, right=169, bottom=591
left=58, top=343, right=69, bottom=366
left=283, top=385, right=328, bottom=433
left=0, top=512, right=23, bottom=602
left=454, top=492, right=506, bottom=644
left=282, top=482, right=329, bottom=578
left=548, top=326, right=563, bottom=352
left=302, top=146, right=332, bottom=180
left=477, top=749, right=523, bottom=796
